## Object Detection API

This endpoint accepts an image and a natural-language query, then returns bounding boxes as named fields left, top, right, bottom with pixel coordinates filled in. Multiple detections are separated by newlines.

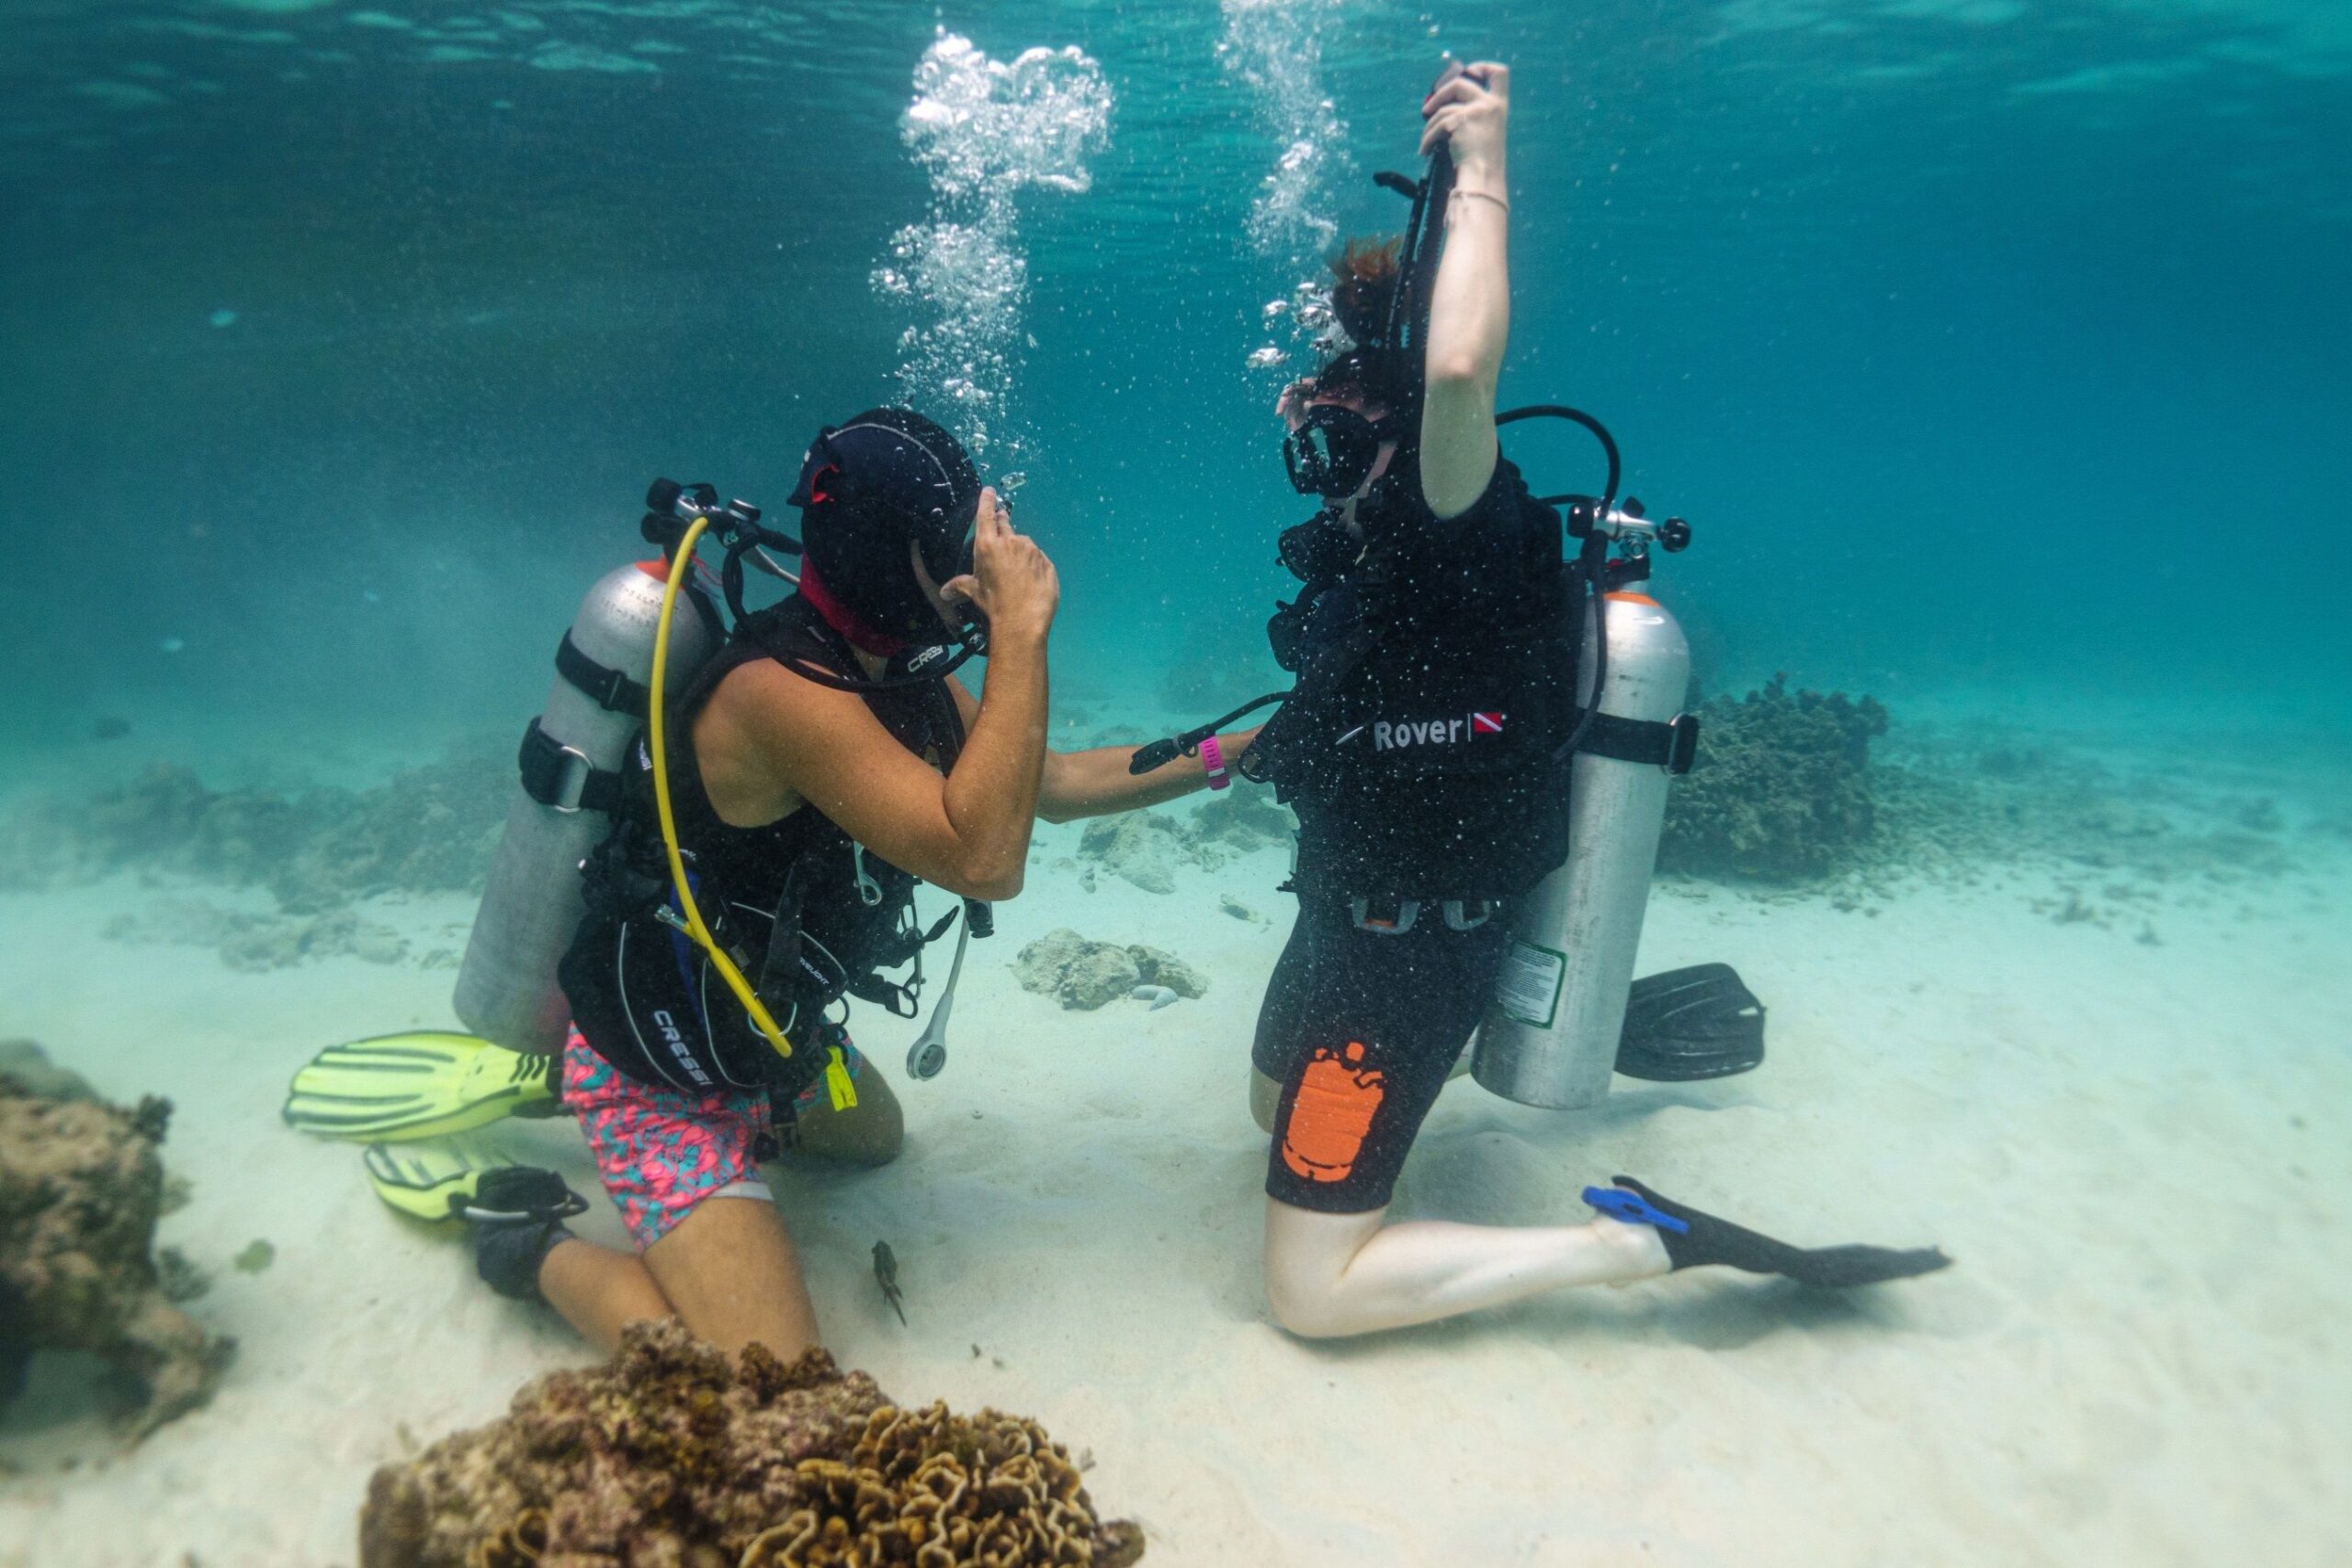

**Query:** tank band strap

left=556, top=631, right=653, bottom=718
left=517, top=716, right=627, bottom=815
left=1569, top=709, right=1701, bottom=774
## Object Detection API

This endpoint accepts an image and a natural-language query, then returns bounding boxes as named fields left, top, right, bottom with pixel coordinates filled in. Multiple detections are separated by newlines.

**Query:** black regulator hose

left=1497, top=405, right=1621, bottom=509
left=1489, top=405, right=1625, bottom=765
left=1127, top=691, right=1291, bottom=775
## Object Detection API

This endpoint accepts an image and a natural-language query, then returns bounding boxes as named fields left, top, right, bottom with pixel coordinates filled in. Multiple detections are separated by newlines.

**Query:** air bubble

left=870, top=31, right=1112, bottom=466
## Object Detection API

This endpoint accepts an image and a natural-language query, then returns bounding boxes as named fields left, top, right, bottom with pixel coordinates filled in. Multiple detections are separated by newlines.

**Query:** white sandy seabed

left=3, top=764, right=2350, bottom=1568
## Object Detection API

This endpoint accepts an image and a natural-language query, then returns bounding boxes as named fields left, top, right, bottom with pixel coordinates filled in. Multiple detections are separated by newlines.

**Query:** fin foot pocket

left=1600, top=1176, right=1950, bottom=1287
left=1615, top=964, right=1765, bottom=1083
left=362, top=1140, right=584, bottom=1303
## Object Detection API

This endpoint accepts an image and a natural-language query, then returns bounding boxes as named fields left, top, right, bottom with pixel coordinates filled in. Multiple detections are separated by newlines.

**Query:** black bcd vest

left=1243, top=453, right=1581, bottom=901
left=559, top=594, right=966, bottom=1099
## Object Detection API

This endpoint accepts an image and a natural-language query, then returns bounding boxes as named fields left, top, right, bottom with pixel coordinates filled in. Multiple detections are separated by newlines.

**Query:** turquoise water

left=4, top=1, right=2347, bottom=761
left=4, top=6, right=2352, bottom=1562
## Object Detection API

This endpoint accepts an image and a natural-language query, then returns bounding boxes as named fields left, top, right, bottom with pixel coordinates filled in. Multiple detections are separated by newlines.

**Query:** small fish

left=89, top=715, right=130, bottom=741
left=209, top=308, right=238, bottom=329
left=996, top=470, right=1028, bottom=492
left=1131, top=984, right=1179, bottom=1010
left=159, top=637, right=186, bottom=654
left=872, top=1239, right=906, bottom=1326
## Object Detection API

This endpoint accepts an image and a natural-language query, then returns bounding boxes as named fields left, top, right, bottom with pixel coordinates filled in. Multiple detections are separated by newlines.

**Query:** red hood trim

left=797, top=559, right=913, bottom=658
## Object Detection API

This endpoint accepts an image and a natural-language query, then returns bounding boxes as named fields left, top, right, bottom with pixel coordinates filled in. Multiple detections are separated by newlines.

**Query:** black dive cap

left=788, top=409, right=981, bottom=645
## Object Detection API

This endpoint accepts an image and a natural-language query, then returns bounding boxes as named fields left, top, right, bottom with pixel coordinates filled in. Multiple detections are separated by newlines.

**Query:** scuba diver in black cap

left=1231, top=64, right=1947, bottom=1337
left=426, top=408, right=1254, bottom=1359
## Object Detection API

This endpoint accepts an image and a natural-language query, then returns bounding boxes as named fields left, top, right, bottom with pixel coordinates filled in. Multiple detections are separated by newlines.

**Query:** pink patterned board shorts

left=562, top=1026, right=861, bottom=1249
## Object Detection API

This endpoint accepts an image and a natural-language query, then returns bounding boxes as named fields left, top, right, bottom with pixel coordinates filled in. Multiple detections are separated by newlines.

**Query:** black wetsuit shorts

left=1251, top=893, right=1509, bottom=1213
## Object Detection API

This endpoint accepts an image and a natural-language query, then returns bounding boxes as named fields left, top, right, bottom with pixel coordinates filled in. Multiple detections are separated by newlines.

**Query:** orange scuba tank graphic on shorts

left=1281, top=1042, right=1387, bottom=1183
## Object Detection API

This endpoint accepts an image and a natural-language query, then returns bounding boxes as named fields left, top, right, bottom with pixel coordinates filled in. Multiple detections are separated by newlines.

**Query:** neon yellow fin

left=361, top=1137, right=510, bottom=1223
left=282, top=1032, right=559, bottom=1142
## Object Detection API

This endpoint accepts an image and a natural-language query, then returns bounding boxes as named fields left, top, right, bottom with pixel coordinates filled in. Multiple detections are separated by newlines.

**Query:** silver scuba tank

left=453, top=560, right=718, bottom=1055
left=1473, top=571, right=1694, bottom=1109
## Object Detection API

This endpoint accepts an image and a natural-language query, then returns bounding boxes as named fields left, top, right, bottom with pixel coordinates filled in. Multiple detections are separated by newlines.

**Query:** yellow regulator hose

left=648, top=520, right=856, bottom=1110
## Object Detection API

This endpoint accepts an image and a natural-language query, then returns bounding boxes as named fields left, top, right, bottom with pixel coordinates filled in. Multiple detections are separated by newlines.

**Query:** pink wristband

left=1200, top=733, right=1230, bottom=790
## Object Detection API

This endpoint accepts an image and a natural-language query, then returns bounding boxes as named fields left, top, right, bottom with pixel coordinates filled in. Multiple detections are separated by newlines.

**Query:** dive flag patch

left=1471, top=712, right=1506, bottom=735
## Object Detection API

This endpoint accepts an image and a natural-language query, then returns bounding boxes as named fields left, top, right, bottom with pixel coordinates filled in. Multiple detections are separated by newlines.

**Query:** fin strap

left=1583, top=1184, right=1690, bottom=1234
left=458, top=1168, right=590, bottom=1227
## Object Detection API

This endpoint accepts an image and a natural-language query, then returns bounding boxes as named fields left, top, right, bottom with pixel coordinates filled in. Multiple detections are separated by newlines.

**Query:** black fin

left=1615, top=964, right=1765, bottom=1082
left=1608, top=1177, right=1951, bottom=1286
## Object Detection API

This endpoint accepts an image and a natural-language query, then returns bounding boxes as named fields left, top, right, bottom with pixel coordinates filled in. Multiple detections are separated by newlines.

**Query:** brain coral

left=359, top=1318, right=1144, bottom=1568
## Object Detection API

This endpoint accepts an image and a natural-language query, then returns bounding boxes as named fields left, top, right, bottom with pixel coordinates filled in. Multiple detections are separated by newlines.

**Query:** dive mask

left=1283, top=404, right=1397, bottom=499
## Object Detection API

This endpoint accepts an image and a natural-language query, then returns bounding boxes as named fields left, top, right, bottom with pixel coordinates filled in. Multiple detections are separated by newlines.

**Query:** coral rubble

left=0, top=744, right=505, bottom=969
left=1074, top=794, right=1295, bottom=895
left=1125, top=946, right=1206, bottom=999
left=0, top=1036, right=97, bottom=1102
left=1013, top=930, right=1208, bottom=1010
left=1012, top=931, right=1139, bottom=1010
left=0, top=1042, right=232, bottom=1435
left=358, top=1319, right=1143, bottom=1568
left=1648, top=677, right=2314, bottom=920
left=0, top=748, right=506, bottom=908
left=100, top=896, right=411, bottom=972
left=1660, top=675, right=1889, bottom=880
left=1863, top=728, right=2296, bottom=890
left=1077, top=815, right=1182, bottom=895
left=1183, top=791, right=1293, bottom=855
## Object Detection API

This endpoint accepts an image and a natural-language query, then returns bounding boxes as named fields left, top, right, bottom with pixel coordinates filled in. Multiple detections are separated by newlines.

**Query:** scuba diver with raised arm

left=288, top=409, right=1252, bottom=1359
left=1222, top=64, right=1948, bottom=1337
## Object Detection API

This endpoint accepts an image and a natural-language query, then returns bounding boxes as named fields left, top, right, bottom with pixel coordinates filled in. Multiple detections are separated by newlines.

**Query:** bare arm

left=1037, top=736, right=1259, bottom=822
left=700, top=491, right=1056, bottom=902
left=941, top=682, right=1262, bottom=823
left=1418, top=63, right=1512, bottom=520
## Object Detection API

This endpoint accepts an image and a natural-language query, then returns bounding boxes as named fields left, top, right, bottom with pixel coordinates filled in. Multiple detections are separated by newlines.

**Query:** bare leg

left=537, top=1238, right=673, bottom=1355
left=641, top=1195, right=822, bottom=1359
left=778, top=1069, right=905, bottom=1168
left=1261, top=1196, right=1670, bottom=1338
left=531, top=1195, right=824, bottom=1359
left=1249, top=1067, right=1283, bottom=1134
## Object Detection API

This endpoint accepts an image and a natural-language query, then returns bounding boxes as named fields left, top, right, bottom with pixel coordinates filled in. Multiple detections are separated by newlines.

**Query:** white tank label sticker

left=1497, top=939, right=1566, bottom=1028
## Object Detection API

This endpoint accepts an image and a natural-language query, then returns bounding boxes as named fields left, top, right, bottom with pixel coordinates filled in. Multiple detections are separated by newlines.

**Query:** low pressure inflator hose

left=649, top=517, right=856, bottom=1111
